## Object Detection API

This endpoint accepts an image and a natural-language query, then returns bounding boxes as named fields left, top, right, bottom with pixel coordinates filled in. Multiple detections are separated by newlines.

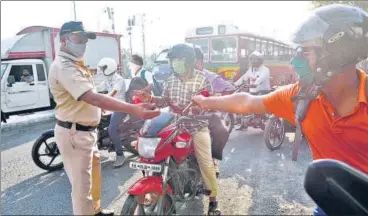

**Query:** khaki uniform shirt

left=49, top=51, right=101, bottom=126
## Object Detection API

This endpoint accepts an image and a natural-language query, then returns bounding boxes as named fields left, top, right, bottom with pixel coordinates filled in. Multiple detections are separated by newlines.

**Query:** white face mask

left=129, top=62, right=141, bottom=77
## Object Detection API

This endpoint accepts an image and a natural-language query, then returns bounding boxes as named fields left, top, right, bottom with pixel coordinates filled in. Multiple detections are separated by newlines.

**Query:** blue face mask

left=291, top=56, right=314, bottom=86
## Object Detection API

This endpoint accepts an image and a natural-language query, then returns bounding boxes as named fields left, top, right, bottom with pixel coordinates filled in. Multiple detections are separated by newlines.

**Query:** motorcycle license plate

left=129, top=162, right=162, bottom=173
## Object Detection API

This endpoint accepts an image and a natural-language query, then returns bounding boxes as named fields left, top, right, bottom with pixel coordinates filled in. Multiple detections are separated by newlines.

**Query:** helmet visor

left=291, top=13, right=330, bottom=46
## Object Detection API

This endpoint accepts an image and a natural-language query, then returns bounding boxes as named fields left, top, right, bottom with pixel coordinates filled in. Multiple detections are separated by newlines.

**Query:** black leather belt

left=56, top=119, right=97, bottom=132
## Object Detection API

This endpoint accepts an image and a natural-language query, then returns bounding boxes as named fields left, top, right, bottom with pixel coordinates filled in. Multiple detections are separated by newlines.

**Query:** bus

left=185, top=24, right=297, bottom=86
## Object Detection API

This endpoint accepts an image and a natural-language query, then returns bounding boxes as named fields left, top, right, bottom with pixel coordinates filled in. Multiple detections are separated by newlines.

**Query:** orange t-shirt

left=263, top=69, right=368, bottom=174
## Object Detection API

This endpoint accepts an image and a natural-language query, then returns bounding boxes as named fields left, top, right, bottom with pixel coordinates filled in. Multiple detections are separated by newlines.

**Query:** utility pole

left=127, top=16, right=136, bottom=56
left=104, top=7, right=115, bottom=34
left=141, top=13, right=146, bottom=61
left=72, top=1, right=77, bottom=20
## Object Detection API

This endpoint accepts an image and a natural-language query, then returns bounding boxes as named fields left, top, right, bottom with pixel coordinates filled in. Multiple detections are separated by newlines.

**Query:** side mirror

left=132, top=96, right=142, bottom=104
left=7, top=75, right=15, bottom=87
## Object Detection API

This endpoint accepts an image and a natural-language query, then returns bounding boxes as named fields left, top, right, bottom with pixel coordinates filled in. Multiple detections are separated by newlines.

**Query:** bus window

left=279, top=45, right=284, bottom=59
left=273, top=45, right=279, bottom=59
left=186, top=38, right=209, bottom=62
left=210, top=37, right=237, bottom=62
left=267, top=42, right=274, bottom=59
left=255, top=38, right=261, bottom=52
left=248, top=37, right=256, bottom=52
left=261, top=40, right=267, bottom=56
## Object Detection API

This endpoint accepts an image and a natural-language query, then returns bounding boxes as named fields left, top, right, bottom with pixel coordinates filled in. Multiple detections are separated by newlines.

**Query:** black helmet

left=291, top=4, right=368, bottom=85
left=249, top=51, right=264, bottom=65
left=167, top=43, right=196, bottom=74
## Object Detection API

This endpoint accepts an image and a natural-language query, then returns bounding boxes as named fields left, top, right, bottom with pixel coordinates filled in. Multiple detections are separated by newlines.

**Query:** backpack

left=291, top=73, right=368, bottom=161
left=140, top=69, right=163, bottom=96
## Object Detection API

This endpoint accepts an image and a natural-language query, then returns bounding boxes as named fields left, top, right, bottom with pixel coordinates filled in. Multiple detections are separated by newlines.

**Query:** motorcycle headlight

left=137, top=137, right=161, bottom=159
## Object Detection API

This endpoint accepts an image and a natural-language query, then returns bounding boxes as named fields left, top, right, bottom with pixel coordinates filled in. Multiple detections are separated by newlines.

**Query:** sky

left=1, top=1, right=313, bottom=55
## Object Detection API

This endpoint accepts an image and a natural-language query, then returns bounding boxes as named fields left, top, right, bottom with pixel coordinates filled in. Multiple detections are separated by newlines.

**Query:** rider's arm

left=234, top=69, right=250, bottom=86
left=150, top=80, right=170, bottom=108
left=253, top=67, right=270, bottom=86
left=195, top=83, right=298, bottom=122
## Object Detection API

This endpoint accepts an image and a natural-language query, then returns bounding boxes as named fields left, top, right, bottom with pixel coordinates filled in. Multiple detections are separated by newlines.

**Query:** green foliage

left=311, top=1, right=368, bottom=11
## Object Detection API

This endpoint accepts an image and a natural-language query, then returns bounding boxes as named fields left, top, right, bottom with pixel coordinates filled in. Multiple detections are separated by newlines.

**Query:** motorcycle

left=229, top=83, right=286, bottom=151
left=121, top=91, right=220, bottom=215
left=304, top=159, right=368, bottom=215
left=31, top=113, right=144, bottom=172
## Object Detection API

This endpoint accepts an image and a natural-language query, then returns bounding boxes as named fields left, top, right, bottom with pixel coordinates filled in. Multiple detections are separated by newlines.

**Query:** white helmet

left=97, top=57, right=117, bottom=76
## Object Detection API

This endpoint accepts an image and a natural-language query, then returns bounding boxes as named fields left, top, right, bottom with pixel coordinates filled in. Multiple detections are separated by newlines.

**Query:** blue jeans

left=313, top=206, right=326, bottom=216
left=108, top=112, right=127, bottom=156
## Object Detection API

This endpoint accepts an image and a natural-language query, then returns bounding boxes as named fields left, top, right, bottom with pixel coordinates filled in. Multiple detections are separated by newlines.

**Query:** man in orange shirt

left=193, top=4, right=368, bottom=215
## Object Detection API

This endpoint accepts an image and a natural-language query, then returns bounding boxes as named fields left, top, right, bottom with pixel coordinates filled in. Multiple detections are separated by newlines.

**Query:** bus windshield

left=1, top=63, right=8, bottom=78
left=210, top=37, right=237, bottom=62
left=186, top=38, right=209, bottom=62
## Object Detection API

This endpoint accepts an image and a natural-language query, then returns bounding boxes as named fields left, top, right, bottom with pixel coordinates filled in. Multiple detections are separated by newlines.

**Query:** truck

left=1, top=25, right=123, bottom=123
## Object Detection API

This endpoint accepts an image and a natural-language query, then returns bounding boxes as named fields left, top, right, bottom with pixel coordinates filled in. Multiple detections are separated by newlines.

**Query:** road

left=1, top=119, right=315, bottom=215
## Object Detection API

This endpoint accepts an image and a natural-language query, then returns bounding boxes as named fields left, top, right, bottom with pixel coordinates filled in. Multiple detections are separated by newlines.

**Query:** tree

left=311, top=1, right=368, bottom=11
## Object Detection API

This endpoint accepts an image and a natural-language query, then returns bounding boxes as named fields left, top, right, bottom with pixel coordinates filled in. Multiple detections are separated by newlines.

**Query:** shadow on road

left=1, top=120, right=55, bottom=152
left=1, top=157, right=136, bottom=215
left=219, top=129, right=314, bottom=215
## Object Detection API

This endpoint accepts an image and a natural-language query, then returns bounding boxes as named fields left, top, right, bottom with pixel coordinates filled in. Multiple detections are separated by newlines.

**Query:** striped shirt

left=162, top=70, right=213, bottom=134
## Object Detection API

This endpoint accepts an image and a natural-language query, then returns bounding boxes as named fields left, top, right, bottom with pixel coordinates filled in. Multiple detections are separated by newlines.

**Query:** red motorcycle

left=121, top=91, right=215, bottom=215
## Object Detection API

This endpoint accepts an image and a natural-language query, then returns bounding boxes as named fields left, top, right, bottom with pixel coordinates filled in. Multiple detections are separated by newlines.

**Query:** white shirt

left=135, top=68, right=154, bottom=85
left=97, top=73, right=126, bottom=101
left=235, top=65, right=271, bottom=93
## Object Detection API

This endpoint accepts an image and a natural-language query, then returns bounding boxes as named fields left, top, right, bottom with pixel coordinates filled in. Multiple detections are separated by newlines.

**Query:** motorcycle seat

left=304, top=159, right=368, bottom=216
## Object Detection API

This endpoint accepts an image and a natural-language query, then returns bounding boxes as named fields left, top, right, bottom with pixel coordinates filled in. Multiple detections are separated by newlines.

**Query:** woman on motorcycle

left=97, top=57, right=127, bottom=167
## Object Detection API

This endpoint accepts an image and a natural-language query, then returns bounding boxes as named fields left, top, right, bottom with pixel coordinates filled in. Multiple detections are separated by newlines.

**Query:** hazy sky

left=1, top=1, right=313, bottom=55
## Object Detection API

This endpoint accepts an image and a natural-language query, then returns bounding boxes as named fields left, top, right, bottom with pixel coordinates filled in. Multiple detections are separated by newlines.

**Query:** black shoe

left=208, top=201, right=221, bottom=215
left=216, top=172, right=220, bottom=179
left=95, top=209, right=114, bottom=216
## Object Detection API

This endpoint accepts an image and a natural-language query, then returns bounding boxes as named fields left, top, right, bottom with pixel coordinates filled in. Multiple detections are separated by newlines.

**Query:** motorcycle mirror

left=304, top=159, right=368, bottom=216
left=132, top=96, right=143, bottom=104
left=200, top=90, right=210, bottom=97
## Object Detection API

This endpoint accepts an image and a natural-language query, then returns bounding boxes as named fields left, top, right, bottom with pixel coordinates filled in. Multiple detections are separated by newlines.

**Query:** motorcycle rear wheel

left=121, top=194, right=176, bottom=215
left=31, top=132, right=64, bottom=172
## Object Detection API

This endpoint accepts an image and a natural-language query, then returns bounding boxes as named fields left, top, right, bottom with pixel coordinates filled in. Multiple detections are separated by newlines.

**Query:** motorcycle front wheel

left=264, top=116, right=285, bottom=151
left=121, top=194, right=176, bottom=215
left=31, top=132, right=64, bottom=171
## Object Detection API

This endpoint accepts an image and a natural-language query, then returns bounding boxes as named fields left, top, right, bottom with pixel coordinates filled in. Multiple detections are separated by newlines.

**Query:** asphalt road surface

left=1, top=119, right=315, bottom=215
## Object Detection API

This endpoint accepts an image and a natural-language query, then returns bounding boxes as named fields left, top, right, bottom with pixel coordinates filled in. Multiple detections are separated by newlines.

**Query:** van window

left=1, top=63, right=8, bottom=78
left=8, top=65, right=34, bottom=83
left=36, top=64, right=46, bottom=81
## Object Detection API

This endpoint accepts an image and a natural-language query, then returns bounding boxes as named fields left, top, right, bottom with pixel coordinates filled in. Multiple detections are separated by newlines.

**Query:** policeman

left=48, top=21, right=159, bottom=216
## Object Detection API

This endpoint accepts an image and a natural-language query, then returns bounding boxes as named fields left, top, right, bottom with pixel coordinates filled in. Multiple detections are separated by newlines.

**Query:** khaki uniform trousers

left=192, top=127, right=218, bottom=197
left=55, top=124, right=101, bottom=215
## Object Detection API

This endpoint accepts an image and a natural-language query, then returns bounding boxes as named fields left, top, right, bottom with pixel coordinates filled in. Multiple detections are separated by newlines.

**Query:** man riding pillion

left=134, top=43, right=221, bottom=215
left=235, top=51, right=271, bottom=95
left=97, top=57, right=128, bottom=167
left=193, top=4, right=368, bottom=216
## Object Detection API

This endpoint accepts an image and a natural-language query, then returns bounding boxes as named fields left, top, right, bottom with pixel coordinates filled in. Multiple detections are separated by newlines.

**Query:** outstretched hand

left=132, top=90, right=152, bottom=103
left=192, top=95, right=208, bottom=110
left=132, top=103, right=160, bottom=119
